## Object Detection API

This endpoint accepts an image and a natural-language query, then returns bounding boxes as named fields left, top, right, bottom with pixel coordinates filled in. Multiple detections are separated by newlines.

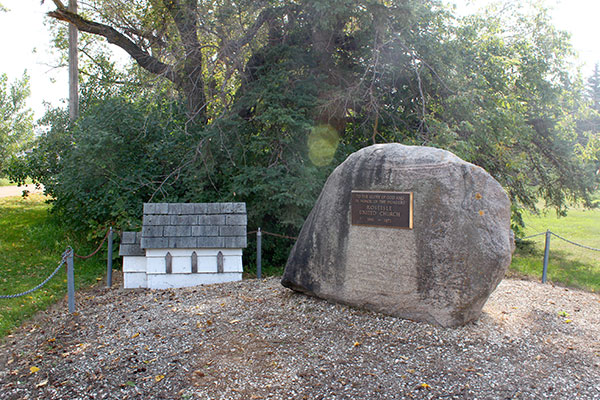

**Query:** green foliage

left=0, top=177, right=32, bottom=186
left=380, top=3, right=597, bottom=220
left=571, top=65, right=600, bottom=194
left=586, top=64, right=600, bottom=112
left=12, top=95, right=198, bottom=235
left=0, top=72, right=34, bottom=175
left=11, top=0, right=599, bottom=270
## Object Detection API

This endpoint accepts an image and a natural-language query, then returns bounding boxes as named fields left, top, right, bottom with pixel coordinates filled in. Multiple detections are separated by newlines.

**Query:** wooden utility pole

left=68, top=0, right=78, bottom=122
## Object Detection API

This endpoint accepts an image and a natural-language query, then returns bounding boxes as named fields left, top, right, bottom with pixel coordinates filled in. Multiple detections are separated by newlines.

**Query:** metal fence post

left=257, top=228, right=262, bottom=280
left=542, top=230, right=551, bottom=283
left=66, top=249, right=75, bottom=313
left=107, top=227, right=113, bottom=288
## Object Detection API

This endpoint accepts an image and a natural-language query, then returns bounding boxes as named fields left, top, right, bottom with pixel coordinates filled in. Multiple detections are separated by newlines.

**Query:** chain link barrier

left=252, top=229, right=599, bottom=251
left=1, top=227, right=116, bottom=305
left=3, top=226, right=594, bottom=299
left=0, top=251, right=69, bottom=299
left=515, top=232, right=547, bottom=241
left=0, top=227, right=113, bottom=301
left=248, top=230, right=298, bottom=240
left=550, top=232, right=600, bottom=252
left=74, top=229, right=110, bottom=259
left=516, top=230, right=599, bottom=251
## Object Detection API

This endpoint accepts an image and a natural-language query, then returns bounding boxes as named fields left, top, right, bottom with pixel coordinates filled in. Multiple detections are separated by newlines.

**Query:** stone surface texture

left=282, top=144, right=513, bottom=327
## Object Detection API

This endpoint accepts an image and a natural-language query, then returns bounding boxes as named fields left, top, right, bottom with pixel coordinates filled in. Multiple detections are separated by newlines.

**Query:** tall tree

left=27, top=0, right=598, bottom=243
left=47, top=0, right=234, bottom=122
left=587, top=63, right=600, bottom=112
left=68, top=0, right=79, bottom=122
left=45, top=0, right=425, bottom=126
left=576, top=64, right=600, bottom=172
left=0, top=72, right=34, bottom=174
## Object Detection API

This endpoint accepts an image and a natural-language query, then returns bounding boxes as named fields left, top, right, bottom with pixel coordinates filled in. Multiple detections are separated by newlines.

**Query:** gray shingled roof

left=119, top=231, right=144, bottom=256
left=140, top=202, right=247, bottom=249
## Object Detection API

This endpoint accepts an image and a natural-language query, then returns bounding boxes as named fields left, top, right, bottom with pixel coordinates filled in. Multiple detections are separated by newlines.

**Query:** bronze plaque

left=351, top=191, right=413, bottom=229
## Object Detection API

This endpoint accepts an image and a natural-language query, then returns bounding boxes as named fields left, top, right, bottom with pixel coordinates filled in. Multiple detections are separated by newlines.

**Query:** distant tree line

left=0, top=72, right=33, bottom=175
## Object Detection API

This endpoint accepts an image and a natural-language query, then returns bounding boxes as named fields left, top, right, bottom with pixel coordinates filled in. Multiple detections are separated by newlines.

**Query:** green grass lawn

left=0, top=177, right=34, bottom=186
left=0, top=195, right=109, bottom=337
left=511, top=205, right=600, bottom=292
left=0, top=177, right=14, bottom=186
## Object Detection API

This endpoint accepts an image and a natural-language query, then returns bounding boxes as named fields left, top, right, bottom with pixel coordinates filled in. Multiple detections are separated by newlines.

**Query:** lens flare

left=308, top=124, right=340, bottom=167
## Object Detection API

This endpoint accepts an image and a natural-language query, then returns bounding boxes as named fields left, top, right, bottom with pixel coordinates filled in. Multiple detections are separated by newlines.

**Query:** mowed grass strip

left=0, top=178, right=33, bottom=186
left=0, top=195, right=106, bottom=337
left=511, top=204, right=600, bottom=292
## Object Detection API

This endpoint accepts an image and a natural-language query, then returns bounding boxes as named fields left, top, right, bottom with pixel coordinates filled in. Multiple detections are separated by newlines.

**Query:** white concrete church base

left=123, top=256, right=147, bottom=289
left=122, top=249, right=244, bottom=289
left=147, top=272, right=242, bottom=289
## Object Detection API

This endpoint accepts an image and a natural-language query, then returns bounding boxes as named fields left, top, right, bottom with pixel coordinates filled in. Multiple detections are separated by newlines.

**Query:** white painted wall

left=122, top=249, right=243, bottom=289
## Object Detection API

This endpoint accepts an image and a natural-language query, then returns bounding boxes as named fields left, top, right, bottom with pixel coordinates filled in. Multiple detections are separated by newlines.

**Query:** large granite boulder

left=282, top=144, right=513, bottom=327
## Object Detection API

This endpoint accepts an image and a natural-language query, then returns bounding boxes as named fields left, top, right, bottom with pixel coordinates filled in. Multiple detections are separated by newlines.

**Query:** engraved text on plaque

left=351, top=191, right=413, bottom=229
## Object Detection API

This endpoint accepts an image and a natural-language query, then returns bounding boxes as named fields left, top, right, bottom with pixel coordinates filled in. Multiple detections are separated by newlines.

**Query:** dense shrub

left=10, top=88, right=341, bottom=270
left=10, top=98, right=187, bottom=230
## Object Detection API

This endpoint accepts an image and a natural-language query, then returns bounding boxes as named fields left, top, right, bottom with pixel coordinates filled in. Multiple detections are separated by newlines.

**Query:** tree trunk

left=162, top=0, right=207, bottom=123
left=68, top=0, right=78, bottom=123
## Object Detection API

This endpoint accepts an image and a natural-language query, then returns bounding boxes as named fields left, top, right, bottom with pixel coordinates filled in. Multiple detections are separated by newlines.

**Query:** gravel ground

left=0, top=273, right=599, bottom=399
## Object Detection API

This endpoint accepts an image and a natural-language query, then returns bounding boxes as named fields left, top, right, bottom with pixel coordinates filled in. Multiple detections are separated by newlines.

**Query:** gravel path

left=0, top=274, right=598, bottom=399
left=0, top=185, right=44, bottom=198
